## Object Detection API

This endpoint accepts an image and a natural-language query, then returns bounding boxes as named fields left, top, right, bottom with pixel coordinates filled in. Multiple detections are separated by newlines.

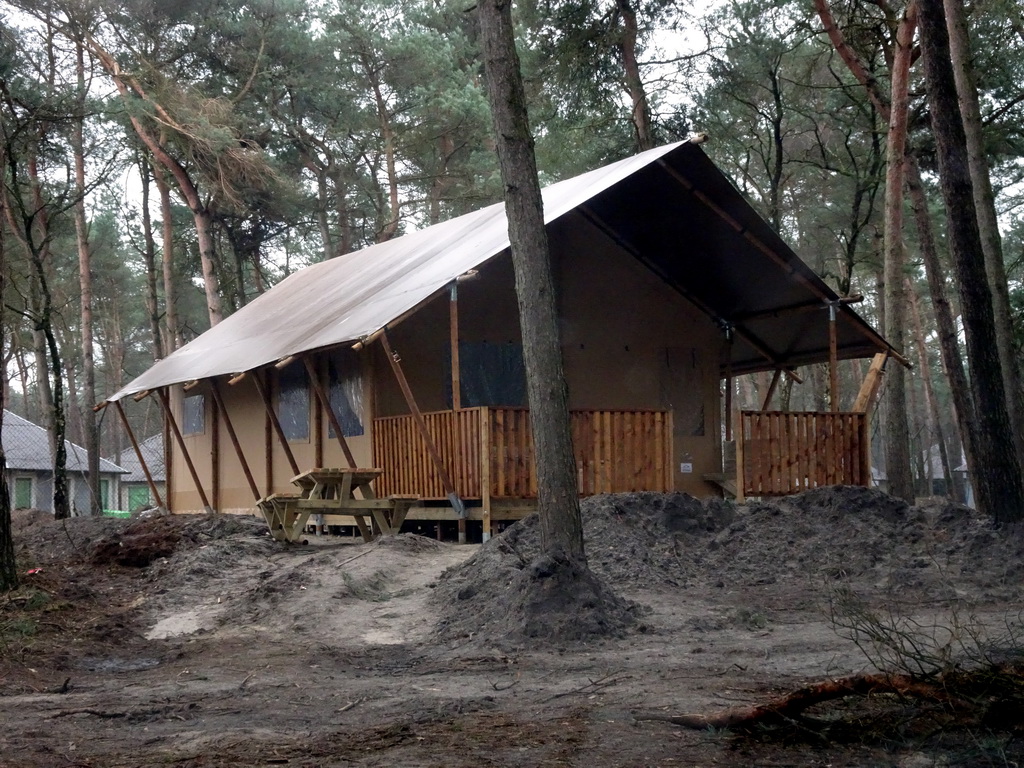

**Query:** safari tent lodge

left=102, top=139, right=901, bottom=541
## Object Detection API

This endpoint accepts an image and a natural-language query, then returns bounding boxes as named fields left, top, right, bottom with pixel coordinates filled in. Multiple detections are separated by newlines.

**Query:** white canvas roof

left=108, top=138, right=896, bottom=403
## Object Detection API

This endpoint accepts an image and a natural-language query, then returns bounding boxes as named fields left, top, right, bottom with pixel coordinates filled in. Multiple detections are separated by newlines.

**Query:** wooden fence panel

left=739, top=410, right=868, bottom=496
left=374, top=407, right=673, bottom=500
left=373, top=408, right=484, bottom=498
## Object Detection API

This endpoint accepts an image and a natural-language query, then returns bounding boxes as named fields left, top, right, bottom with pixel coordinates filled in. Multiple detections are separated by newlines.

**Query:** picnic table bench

left=256, top=467, right=418, bottom=543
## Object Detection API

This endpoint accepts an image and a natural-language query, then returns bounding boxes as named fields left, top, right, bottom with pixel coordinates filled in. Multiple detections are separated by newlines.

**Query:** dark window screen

left=448, top=341, right=528, bottom=408
left=328, top=352, right=364, bottom=438
left=278, top=366, right=310, bottom=441
left=183, top=394, right=205, bottom=435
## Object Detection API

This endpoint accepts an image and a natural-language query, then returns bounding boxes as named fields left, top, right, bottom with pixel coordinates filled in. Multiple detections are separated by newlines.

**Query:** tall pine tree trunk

left=907, top=278, right=955, bottom=499
left=918, top=0, right=1024, bottom=523
left=943, top=0, right=1024, bottom=470
left=905, top=156, right=976, bottom=488
left=154, top=165, right=180, bottom=351
left=72, top=33, right=100, bottom=515
left=0, top=140, right=16, bottom=590
left=880, top=2, right=917, bottom=502
left=477, top=0, right=585, bottom=563
left=139, top=156, right=164, bottom=361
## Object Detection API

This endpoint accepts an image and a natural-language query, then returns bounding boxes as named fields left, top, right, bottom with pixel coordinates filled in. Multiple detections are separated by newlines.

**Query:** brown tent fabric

left=108, top=139, right=896, bottom=402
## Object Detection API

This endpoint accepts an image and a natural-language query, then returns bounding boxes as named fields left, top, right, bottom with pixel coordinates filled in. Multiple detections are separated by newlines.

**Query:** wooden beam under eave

left=251, top=370, right=301, bottom=478
left=112, top=399, right=165, bottom=510
left=303, top=355, right=357, bottom=469
left=761, top=368, right=783, bottom=411
left=852, top=352, right=888, bottom=414
left=450, top=282, right=461, bottom=411
left=157, top=387, right=212, bottom=513
left=829, top=302, right=839, bottom=412
left=210, top=380, right=261, bottom=502
left=380, top=329, right=466, bottom=520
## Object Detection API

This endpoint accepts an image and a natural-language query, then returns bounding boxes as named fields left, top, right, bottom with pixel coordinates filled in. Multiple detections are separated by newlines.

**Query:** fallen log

left=635, top=673, right=954, bottom=730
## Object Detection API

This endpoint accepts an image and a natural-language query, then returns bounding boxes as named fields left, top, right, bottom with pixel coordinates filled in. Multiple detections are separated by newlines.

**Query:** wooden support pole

left=450, top=282, right=461, bottom=411
left=251, top=370, right=301, bottom=477
left=156, top=387, right=212, bottom=513
left=303, top=355, right=358, bottom=469
left=112, top=399, right=165, bottom=510
left=210, top=380, right=261, bottom=502
left=211, top=390, right=220, bottom=512
left=379, top=330, right=466, bottom=521
left=480, top=406, right=492, bottom=541
left=723, top=326, right=734, bottom=442
left=761, top=368, right=783, bottom=411
left=853, top=352, right=888, bottom=414
left=828, top=302, right=840, bottom=412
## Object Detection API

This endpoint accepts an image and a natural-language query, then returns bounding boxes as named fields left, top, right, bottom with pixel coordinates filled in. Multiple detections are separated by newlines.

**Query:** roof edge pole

left=379, top=329, right=467, bottom=524
left=450, top=282, right=461, bottom=411
left=156, top=387, right=212, bottom=513
left=251, top=370, right=301, bottom=477
left=723, top=323, right=734, bottom=441
left=112, top=398, right=165, bottom=510
left=658, top=158, right=906, bottom=366
left=761, top=368, right=784, bottom=411
left=853, top=352, right=889, bottom=414
left=303, top=355, right=358, bottom=470
left=209, top=380, right=261, bottom=502
left=829, top=302, right=840, bottom=412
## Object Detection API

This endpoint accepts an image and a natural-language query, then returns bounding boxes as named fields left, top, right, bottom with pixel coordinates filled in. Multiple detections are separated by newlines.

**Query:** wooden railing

left=373, top=408, right=485, bottom=499
left=737, top=410, right=869, bottom=497
left=373, top=407, right=673, bottom=500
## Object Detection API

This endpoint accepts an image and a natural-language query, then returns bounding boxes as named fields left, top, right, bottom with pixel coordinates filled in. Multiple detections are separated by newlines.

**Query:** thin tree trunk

left=139, top=156, right=164, bottom=361
left=907, top=277, right=955, bottom=500
left=72, top=33, right=100, bottom=515
left=905, top=155, right=976, bottom=490
left=943, top=0, right=1024, bottom=470
left=918, top=0, right=1024, bottom=523
left=0, top=139, right=16, bottom=590
left=88, top=39, right=223, bottom=327
left=153, top=165, right=180, bottom=351
left=616, top=0, right=654, bottom=151
left=477, top=0, right=585, bottom=563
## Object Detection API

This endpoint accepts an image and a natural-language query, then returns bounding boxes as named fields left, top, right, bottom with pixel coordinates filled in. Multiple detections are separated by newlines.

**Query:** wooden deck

left=736, top=410, right=869, bottom=498
left=372, top=407, right=673, bottom=500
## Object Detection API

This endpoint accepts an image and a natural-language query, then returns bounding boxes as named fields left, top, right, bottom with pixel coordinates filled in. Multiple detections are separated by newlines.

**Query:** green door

left=14, top=477, right=32, bottom=509
left=127, top=485, right=151, bottom=511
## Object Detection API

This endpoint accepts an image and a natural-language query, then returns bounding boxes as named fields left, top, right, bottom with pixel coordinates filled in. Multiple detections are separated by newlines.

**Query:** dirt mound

left=92, top=513, right=269, bottom=569
left=434, top=541, right=640, bottom=649
left=694, top=487, right=1024, bottom=601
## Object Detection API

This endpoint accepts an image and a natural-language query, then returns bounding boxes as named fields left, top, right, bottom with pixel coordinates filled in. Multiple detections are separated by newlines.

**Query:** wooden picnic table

left=257, top=467, right=418, bottom=543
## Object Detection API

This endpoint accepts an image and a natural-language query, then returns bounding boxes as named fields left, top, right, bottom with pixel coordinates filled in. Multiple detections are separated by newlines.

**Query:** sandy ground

left=1, top=489, right=1022, bottom=767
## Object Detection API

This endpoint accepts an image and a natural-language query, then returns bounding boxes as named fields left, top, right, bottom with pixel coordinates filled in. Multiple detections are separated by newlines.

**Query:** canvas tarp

left=107, top=139, right=896, bottom=402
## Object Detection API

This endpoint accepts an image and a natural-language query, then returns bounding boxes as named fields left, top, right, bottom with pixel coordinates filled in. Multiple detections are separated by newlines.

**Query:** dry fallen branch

left=634, top=672, right=956, bottom=730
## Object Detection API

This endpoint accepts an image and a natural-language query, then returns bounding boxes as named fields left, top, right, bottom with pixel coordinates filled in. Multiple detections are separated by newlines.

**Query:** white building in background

left=2, top=410, right=127, bottom=514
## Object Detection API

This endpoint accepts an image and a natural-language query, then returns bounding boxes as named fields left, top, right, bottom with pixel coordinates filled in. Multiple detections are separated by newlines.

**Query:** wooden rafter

left=112, top=399, right=165, bottom=510
left=156, top=387, right=212, bottom=512
left=210, top=380, right=261, bottom=502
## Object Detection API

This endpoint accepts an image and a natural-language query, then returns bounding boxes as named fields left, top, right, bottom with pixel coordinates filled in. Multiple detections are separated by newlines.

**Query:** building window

left=13, top=477, right=32, bottom=509
left=99, top=478, right=111, bottom=510
left=277, top=365, right=310, bottom=441
left=329, top=352, right=364, bottom=438
left=183, top=393, right=205, bottom=435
